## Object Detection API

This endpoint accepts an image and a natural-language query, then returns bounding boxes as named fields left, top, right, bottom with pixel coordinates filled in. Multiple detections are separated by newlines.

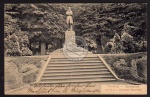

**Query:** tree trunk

left=96, top=37, right=103, bottom=54
left=29, top=40, right=32, bottom=50
left=40, top=42, right=46, bottom=55
left=39, top=41, right=41, bottom=52
left=46, top=43, right=48, bottom=50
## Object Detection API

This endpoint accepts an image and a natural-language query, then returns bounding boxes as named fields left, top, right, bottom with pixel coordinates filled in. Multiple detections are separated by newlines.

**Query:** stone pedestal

left=64, top=30, right=76, bottom=45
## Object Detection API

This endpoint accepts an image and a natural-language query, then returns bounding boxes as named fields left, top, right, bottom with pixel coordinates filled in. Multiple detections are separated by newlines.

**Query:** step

left=49, top=61, right=102, bottom=64
left=49, top=61, right=102, bottom=63
left=51, top=54, right=98, bottom=58
left=42, top=74, right=114, bottom=80
left=47, top=64, right=105, bottom=68
left=46, top=65, right=106, bottom=69
left=52, top=55, right=99, bottom=60
left=51, top=57, right=100, bottom=61
left=47, top=63, right=104, bottom=67
left=40, top=78, right=116, bottom=84
left=43, top=71, right=111, bottom=76
left=51, top=50, right=93, bottom=54
left=43, top=73, right=113, bottom=78
left=45, top=67, right=108, bottom=71
left=41, top=76, right=115, bottom=81
left=44, top=68, right=109, bottom=73
left=51, top=52, right=93, bottom=55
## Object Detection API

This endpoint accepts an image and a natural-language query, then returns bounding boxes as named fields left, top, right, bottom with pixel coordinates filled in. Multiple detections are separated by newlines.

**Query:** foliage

left=121, top=32, right=133, bottom=43
left=21, top=64, right=38, bottom=83
left=5, top=49, right=12, bottom=56
left=136, top=56, right=147, bottom=78
left=5, top=61, right=23, bottom=91
left=4, top=3, right=147, bottom=54
left=19, top=64, right=37, bottom=73
left=121, top=32, right=135, bottom=53
left=102, top=53, right=147, bottom=84
left=8, top=33, right=22, bottom=56
left=21, top=47, right=33, bottom=56
left=104, top=42, right=114, bottom=53
left=5, top=4, right=70, bottom=54
left=74, top=3, right=147, bottom=53
left=22, top=69, right=38, bottom=83
left=12, top=57, right=43, bottom=68
left=20, top=34, right=29, bottom=47
left=84, top=38, right=97, bottom=51
left=5, top=56, right=48, bottom=91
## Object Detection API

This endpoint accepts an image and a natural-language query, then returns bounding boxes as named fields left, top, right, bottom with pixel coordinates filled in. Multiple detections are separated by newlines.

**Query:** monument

left=66, top=7, right=73, bottom=31
left=63, top=7, right=88, bottom=60
left=65, top=7, right=76, bottom=45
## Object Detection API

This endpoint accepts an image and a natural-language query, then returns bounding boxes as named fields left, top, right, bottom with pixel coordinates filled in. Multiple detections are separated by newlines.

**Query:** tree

left=4, top=4, right=67, bottom=54
left=21, top=35, right=32, bottom=56
left=74, top=3, right=146, bottom=53
left=4, top=3, right=147, bottom=54
left=6, top=33, right=22, bottom=56
left=121, top=32, right=134, bottom=53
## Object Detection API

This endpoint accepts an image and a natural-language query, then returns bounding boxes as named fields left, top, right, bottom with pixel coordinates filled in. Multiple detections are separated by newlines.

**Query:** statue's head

left=68, top=7, right=71, bottom=10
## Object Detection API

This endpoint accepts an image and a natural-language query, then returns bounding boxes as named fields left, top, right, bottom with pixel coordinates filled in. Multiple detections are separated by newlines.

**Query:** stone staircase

left=38, top=51, right=117, bottom=84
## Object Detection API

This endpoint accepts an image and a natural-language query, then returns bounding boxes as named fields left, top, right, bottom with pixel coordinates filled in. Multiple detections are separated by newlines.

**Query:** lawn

left=101, top=52, right=147, bottom=84
left=5, top=55, right=48, bottom=92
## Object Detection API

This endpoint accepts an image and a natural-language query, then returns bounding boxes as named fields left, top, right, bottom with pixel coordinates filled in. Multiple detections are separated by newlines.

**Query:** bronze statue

left=66, top=7, right=73, bottom=31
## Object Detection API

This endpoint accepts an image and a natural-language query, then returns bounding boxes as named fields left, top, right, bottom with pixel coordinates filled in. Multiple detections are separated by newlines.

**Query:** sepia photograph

left=4, top=3, right=147, bottom=95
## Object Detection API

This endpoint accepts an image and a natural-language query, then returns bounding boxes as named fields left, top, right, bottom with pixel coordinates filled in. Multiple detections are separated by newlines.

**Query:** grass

left=101, top=52, right=147, bottom=84
left=5, top=55, right=48, bottom=92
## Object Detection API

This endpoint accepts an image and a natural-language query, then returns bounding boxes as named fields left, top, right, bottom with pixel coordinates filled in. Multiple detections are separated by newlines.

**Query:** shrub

left=5, top=49, right=12, bottom=56
left=104, top=42, right=114, bottom=53
left=5, top=61, right=23, bottom=90
left=12, top=57, right=42, bottom=68
left=133, top=42, right=142, bottom=52
left=114, top=33, right=120, bottom=42
left=19, top=64, right=37, bottom=73
left=18, top=64, right=38, bottom=84
left=121, top=32, right=133, bottom=43
left=139, top=41, right=147, bottom=52
left=23, top=69, right=38, bottom=83
left=121, top=32, right=136, bottom=53
left=21, top=35, right=29, bottom=46
left=136, top=57, right=147, bottom=78
left=115, top=42, right=124, bottom=53
left=21, top=47, right=33, bottom=56
left=11, top=48, right=22, bottom=56
left=113, top=58, right=147, bottom=83
left=9, top=33, right=18, bottom=42
left=130, top=58, right=147, bottom=83
left=102, top=53, right=147, bottom=84
left=113, top=60, right=131, bottom=78
left=8, top=33, right=22, bottom=56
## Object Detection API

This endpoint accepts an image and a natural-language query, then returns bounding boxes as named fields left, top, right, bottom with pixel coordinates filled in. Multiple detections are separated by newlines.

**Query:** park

left=4, top=3, right=147, bottom=94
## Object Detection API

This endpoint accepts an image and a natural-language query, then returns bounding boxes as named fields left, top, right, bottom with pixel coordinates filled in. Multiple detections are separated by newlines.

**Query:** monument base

left=63, top=30, right=89, bottom=60
left=64, top=30, right=76, bottom=44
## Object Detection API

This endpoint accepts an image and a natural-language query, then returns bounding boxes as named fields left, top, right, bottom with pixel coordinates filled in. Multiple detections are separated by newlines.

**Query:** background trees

left=5, top=4, right=68, bottom=55
left=5, top=33, right=22, bottom=56
left=4, top=3, right=147, bottom=56
left=74, top=3, right=147, bottom=53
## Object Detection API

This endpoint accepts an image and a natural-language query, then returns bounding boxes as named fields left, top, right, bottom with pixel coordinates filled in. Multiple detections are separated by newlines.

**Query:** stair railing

left=98, top=54, right=123, bottom=80
left=35, top=53, right=52, bottom=83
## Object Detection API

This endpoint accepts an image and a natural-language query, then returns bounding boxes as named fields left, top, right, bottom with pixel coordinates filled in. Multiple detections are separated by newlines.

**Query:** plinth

left=65, top=30, right=76, bottom=45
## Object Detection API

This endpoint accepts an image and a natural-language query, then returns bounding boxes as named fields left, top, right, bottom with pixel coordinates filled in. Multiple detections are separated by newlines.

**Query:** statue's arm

left=66, top=11, right=68, bottom=15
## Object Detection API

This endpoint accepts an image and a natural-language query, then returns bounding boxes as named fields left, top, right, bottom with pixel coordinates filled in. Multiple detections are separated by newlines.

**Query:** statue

left=66, top=7, right=73, bottom=31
